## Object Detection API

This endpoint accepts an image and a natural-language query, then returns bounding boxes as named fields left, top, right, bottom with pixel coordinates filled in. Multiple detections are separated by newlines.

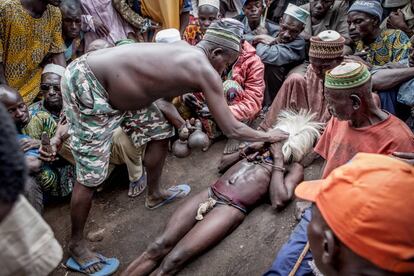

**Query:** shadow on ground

left=45, top=140, right=323, bottom=276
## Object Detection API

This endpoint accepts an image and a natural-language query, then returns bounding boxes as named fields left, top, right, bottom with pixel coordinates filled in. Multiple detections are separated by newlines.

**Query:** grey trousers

left=24, top=177, right=43, bottom=213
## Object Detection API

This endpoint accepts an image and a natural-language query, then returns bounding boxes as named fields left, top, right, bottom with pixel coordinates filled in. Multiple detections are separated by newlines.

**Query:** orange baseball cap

left=295, top=153, right=414, bottom=273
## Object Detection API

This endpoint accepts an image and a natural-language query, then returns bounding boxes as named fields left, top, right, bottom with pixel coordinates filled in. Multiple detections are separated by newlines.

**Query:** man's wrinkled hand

left=253, top=34, right=275, bottom=45
left=20, top=138, right=40, bottom=152
left=93, top=17, right=110, bottom=37
left=239, top=141, right=264, bottom=157
left=182, top=94, right=201, bottom=110
left=270, top=141, right=284, bottom=159
left=387, top=10, right=409, bottom=31
left=267, top=128, right=289, bottom=143
left=39, top=139, right=59, bottom=162
left=253, top=26, right=268, bottom=36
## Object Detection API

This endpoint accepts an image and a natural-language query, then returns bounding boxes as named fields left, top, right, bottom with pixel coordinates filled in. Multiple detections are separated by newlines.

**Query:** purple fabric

left=80, top=0, right=134, bottom=47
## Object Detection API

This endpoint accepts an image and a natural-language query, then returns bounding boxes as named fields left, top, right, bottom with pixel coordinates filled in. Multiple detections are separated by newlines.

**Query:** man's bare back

left=86, top=41, right=287, bottom=142
left=87, top=42, right=219, bottom=111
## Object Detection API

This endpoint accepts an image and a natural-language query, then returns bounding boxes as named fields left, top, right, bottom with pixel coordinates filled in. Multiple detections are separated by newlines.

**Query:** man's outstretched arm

left=200, top=68, right=288, bottom=143
left=268, top=142, right=304, bottom=209
left=372, top=67, right=414, bottom=91
left=155, top=99, right=185, bottom=129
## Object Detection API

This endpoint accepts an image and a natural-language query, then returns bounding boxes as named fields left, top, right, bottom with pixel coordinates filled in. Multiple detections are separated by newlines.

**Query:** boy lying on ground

left=123, top=109, right=323, bottom=276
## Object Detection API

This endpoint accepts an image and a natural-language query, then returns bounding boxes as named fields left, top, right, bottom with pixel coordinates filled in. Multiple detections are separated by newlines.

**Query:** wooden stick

left=288, top=242, right=310, bottom=276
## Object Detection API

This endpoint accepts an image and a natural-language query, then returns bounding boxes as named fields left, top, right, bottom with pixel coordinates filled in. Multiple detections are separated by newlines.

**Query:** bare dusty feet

left=146, top=188, right=179, bottom=208
left=69, top=239, right=103, bottom=274
left=145, top=185, right=190, bottom=209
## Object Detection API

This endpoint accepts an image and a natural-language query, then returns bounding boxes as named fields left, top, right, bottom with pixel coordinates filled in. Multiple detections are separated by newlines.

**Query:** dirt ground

left=45, top=140, right=323, bottom=276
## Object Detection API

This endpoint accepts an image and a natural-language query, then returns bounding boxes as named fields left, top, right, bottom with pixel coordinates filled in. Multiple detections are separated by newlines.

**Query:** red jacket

left=229, top=41, right=265, bottom=121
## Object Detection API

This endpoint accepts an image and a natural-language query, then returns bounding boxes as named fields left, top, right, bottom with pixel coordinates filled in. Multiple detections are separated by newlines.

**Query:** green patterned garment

left=20, top=111, right=74, bottom=197
left=20, top=110, right=57, bottom=140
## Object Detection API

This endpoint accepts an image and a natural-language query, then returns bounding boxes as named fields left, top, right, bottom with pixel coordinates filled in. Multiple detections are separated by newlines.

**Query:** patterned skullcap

left=348, top=0, right=383, bottom=21
left=284, top=3, right=310, bottom=24
left=309, top=30, right=345, bottom=59
left=42, top=64, right=65, bottom=77
left=325, top=61, right=371, bottom=89
left=199, top=0, right=220, bottom=10
left=203, top=18, right=244, bottom=52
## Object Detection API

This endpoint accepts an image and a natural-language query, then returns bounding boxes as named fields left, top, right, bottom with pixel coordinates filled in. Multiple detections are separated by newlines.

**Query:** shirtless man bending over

left=60, top=19, right=288, bottom=274
left=123, top=110, right=322, bottom=276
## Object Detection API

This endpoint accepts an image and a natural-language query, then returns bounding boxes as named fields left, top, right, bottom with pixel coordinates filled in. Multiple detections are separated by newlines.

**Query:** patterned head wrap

left=42, top=64, right=65, bottom=77
left=309, top=30, right=345, bottom=59
left=284, top=3, right=310, bottom=24
left=203, top=19, right=244, bottom=52
left=199, top=0, right=220, bottom=10
left=325, top=61, right=371, bottom=89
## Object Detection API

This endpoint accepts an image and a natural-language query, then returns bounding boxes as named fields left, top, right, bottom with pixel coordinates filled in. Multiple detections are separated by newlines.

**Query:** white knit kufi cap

left=198, top=0, right=220, bottom=9
left=318, top=30, right=341, bottom=41
left=42, top=64, right=66, bottom=77
left=284, top=3, right=310, bottom=24
left=155, top=28, right=181, bottom=43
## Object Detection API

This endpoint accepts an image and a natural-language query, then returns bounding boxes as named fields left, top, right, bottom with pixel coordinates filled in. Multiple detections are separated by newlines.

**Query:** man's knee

left=146, top=237, right=174, bottom=258
left=111, top=128, right=144, bottom=164
left=113, top=128, right=130, bottom=146
left=286, top=73, right=305, bottom=84
left=24, top=177, right=43, bottom=213
left=160, top=249, right=190, bottom=273
left=265, top=64, right=285, bottom=79
left=143, top=139, right=168, bottom=166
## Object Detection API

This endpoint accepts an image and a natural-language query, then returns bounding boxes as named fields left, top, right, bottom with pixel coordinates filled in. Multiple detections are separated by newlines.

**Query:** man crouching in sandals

left=123, top=109, right=323, bottom=276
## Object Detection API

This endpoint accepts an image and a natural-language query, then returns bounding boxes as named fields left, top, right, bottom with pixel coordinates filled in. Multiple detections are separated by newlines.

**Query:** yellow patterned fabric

left=0, top=0, right=65, bottom=104
left=355, top=29, right=411, bottom=66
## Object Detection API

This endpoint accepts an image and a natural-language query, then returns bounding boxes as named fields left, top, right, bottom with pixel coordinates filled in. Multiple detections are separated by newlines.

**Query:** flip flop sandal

left=145, top=184, right=191, bottom=210
left=65, top=254, right=119, bottom=276
left=128, top=172, right=147, bottom=198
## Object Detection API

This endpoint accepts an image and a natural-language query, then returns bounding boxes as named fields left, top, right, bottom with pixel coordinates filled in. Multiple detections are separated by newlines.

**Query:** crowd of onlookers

left=0, top=0, right=414, bottom=275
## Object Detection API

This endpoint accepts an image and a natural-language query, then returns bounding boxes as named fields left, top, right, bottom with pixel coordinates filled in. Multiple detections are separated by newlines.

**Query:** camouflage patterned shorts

left=62, top=55, right=174, bottom=187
